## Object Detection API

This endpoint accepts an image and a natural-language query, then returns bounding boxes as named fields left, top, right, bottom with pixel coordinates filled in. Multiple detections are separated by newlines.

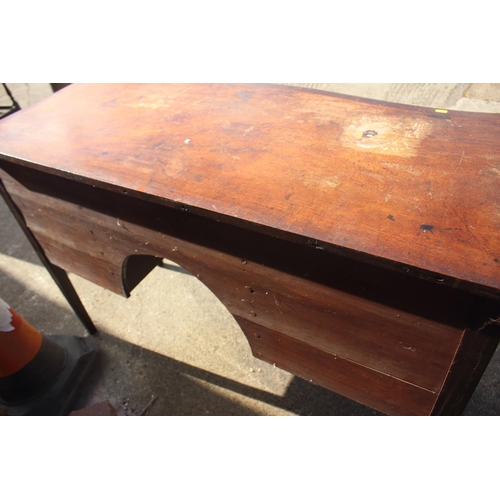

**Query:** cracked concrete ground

left=1, top=83, right=500, bottom=415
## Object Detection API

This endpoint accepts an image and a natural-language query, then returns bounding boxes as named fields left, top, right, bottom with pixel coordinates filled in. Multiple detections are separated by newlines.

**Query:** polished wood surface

left=1, top=84, right=499, bottom=415
left=1, top=84, right=499, bottom=296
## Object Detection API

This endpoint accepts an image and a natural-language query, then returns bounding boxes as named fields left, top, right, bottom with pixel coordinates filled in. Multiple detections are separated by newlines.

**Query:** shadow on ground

left=73, top=328, right=383, bottom=416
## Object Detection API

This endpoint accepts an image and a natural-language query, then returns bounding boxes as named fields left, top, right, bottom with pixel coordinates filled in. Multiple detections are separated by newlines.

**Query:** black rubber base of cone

left=0, top=334, right=67, bottom=404
left=0, top=335, right=98, bottom=416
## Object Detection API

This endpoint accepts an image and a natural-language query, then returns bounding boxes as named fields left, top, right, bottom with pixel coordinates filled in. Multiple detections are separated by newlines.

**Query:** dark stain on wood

left=420, top=224, right=435, bottom=234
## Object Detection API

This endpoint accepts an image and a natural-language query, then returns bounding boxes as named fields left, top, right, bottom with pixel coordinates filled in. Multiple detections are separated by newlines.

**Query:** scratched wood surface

left=0, top=84, right=499, bottom=296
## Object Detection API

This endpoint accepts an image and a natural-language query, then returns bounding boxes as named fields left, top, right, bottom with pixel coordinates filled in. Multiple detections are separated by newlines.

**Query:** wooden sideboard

left=1, top=83, right=499, bottom=415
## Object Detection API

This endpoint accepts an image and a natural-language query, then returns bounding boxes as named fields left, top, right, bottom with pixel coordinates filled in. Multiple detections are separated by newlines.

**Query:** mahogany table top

left=1, top=84, right=499, bottom=295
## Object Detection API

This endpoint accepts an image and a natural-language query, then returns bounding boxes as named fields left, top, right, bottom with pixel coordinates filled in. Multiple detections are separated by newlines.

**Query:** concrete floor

left=1, top=83, right=500, bottom=415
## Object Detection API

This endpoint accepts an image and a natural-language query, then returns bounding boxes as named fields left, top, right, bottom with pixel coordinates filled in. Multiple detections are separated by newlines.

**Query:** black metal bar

left=1, top=83, right=21, bottom=111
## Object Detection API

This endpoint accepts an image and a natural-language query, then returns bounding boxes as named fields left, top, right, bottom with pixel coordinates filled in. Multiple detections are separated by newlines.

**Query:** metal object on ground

left=0, top=84, right=21, bottom=120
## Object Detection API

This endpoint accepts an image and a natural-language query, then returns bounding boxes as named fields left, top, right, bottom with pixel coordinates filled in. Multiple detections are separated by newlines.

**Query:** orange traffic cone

left=0, top=297, right=97, bottom=415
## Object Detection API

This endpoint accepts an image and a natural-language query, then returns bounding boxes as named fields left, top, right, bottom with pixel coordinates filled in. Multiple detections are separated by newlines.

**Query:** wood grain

left=237, top=318, right=438, bottom=416
left=0, top=176, right=96, bottom=333
left=0, top=84, right=499, bottom=297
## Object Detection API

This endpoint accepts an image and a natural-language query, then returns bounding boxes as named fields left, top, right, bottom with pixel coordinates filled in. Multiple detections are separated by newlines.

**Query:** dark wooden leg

left=0, top=178, right=96, bottom=334
left=431, top=298, right=500, bottom=415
